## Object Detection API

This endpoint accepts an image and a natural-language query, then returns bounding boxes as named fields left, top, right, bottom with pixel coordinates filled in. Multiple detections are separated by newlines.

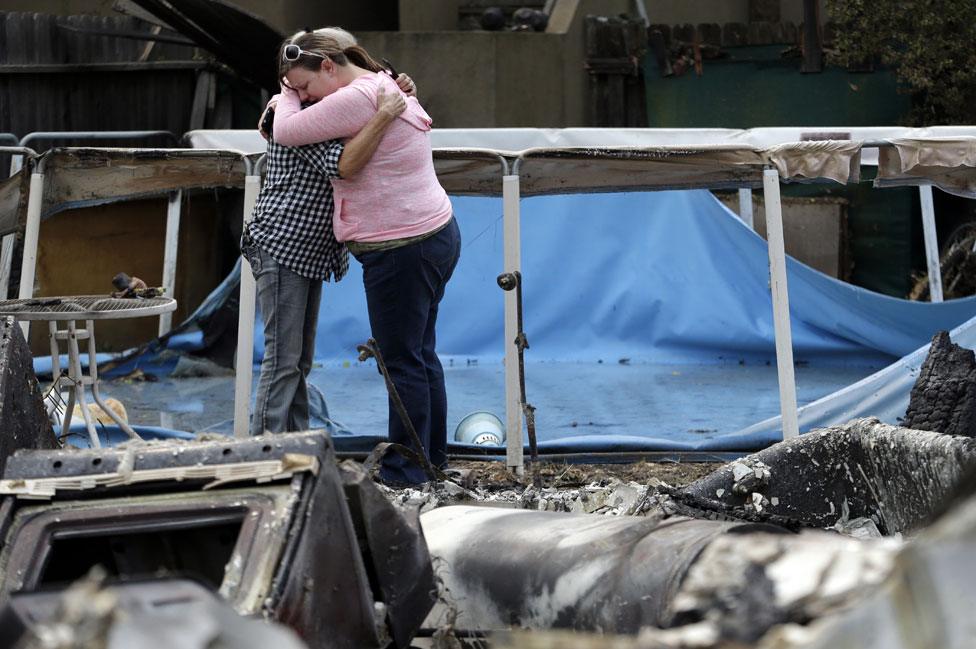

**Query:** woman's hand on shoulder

left=376, top=86, right=406, bottom=121
left=395, top=73, right=417, bottom=98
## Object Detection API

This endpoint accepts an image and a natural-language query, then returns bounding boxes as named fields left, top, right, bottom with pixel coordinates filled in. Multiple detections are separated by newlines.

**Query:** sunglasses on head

left=282, top=43, right=326, bottom=62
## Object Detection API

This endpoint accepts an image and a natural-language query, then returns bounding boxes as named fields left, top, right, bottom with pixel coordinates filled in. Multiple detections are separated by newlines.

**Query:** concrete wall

left=362, top=0, right=632, bottom=127
left=228, top=0, right=398, bottom=35
left=8, top=0, right=638, bottom=127
left=780, top=0, right=827, bottom=24
left=359, top=30, right=567, bottom=127
left=398, top=0, right=458, bottom=31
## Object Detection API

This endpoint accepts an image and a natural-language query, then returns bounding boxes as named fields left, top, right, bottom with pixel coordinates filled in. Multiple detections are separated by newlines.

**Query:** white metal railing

left=1, top=138, right=958, bottom=474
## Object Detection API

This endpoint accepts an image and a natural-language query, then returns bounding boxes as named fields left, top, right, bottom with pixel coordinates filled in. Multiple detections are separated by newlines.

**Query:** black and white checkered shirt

left=244, top=137, right=349, bottom=282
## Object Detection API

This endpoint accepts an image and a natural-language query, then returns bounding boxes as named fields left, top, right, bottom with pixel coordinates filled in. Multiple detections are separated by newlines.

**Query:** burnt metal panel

left=0, top=431, right=435, bottom=648
left=36, top=148, right=246, bottom=221
left=0, top=11, right=203, bottom=146
left=341, top=461, right=437, bottom=648
left=422, top=506, right=784, bottom=634
left=0, top=148, right=246, bottom=240
left=2, top=427, right=315, bottom=486
left=1, top=578, right=310, bottom=649
left=0, top=488, right=293, bottom=606
left=269, top=469, right=383, bottom=649
left=127, top=0, right=284, bottom=91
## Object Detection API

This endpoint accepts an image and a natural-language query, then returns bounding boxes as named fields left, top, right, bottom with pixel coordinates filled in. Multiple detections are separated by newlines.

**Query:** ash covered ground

left=451, top=460, right=720, bottom=489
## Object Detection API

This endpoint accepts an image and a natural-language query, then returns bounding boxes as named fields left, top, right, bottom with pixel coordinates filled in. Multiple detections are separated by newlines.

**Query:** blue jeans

left=355, top=218, right=461, bottom=484
left=243, top=243, right=324, bottom=435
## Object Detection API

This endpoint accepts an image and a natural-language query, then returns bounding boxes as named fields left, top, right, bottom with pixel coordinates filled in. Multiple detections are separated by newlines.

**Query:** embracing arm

left=337, top=86, right=406, bottom=178
left=273, top=84, right=375, bottom=146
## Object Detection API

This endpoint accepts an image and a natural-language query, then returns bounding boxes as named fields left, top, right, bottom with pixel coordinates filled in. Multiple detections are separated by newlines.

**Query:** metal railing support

left=504, top=157, right=524, bottom=474
left=158, top=190, right=183, bottom=335
left=0, top=146, right=37, bottom=299
left=762, top=167, right=799, bottom=440
left=233, top=155, right=265, bottom=438
left=918, top=185, right=944, bottom=303
left=7, top=134, right=179, bottom=313
left=17, top=154, right=48, bottom=339
left=19, top=130, right=178, bottom=150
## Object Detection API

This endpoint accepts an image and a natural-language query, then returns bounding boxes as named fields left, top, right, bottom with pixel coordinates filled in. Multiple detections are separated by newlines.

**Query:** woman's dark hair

left=277, top=32, right=383, bottom=79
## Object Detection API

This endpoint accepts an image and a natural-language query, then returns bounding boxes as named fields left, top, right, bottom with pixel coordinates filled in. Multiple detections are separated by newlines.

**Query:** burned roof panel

left=127, top=0, right=284, bottom=91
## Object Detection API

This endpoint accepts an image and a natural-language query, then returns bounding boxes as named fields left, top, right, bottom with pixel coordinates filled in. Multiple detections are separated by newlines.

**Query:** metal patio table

left=0, top=295, right=176, bottom=448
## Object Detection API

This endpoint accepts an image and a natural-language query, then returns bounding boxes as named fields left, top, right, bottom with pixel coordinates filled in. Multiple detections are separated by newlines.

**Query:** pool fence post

left=503, top=166, right=524, bottom=475
left=762, top=167, right=800, bottom=440
left=233, top=156, right=263, bottom=438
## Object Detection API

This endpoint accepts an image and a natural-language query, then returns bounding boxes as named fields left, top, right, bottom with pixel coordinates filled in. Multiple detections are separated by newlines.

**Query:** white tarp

left=186, top=126, right=976, bottom=165
left=876, top=137, right=976, bottom=198
left=2, top=129, right=974, bottom=227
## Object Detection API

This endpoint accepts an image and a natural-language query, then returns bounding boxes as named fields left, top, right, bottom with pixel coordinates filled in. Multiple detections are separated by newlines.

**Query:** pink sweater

left=274, top=73, right=453, bottom=243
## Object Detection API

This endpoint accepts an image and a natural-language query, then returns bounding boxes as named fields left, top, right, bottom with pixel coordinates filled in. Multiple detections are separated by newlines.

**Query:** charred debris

left=0, top=329, right=975, bottom=648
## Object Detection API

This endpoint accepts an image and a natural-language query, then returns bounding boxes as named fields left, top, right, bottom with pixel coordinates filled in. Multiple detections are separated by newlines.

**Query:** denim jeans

left=243, top=243, right=324, bottom=435
left=355, top=218, right=461, bottom=485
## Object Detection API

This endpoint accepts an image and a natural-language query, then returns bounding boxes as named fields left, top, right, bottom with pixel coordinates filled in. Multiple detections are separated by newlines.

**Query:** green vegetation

left=828, top=0, right=976, bottom=125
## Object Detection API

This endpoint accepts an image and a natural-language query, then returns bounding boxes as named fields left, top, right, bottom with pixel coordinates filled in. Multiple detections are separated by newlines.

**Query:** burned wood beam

left=800, top=0, right=823, bottom=73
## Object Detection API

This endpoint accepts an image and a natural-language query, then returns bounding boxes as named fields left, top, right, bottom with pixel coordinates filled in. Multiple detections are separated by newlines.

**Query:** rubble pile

left=0, top=432, right=436, bottom=649
left=377, top=475, right=668, bottom=517
left=379, top=418, right=976, bottom=540
left=377, top=417, right=976, bottom=647
left=2, top=415, right=974, bottom=648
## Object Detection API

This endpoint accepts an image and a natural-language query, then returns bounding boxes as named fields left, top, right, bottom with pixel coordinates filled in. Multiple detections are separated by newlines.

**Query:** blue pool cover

left=49, top=190, right=976, bottom=453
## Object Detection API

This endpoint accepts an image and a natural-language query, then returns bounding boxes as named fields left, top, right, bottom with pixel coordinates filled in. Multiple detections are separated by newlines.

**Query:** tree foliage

left=827, top=0, right=976, bottom=125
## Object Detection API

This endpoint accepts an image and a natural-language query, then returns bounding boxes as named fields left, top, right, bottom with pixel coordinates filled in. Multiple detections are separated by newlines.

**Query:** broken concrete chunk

left=749, top=492, right=769, bottom=513
left=731, top=462, right=752, bottom=482
left=731, top=458, right=772, bottom=496
left=834, top=516, right=883, bottom=540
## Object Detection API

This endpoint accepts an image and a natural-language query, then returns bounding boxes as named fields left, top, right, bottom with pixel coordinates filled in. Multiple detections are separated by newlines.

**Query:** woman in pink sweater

left=275, top=32, right=460, bottom=486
